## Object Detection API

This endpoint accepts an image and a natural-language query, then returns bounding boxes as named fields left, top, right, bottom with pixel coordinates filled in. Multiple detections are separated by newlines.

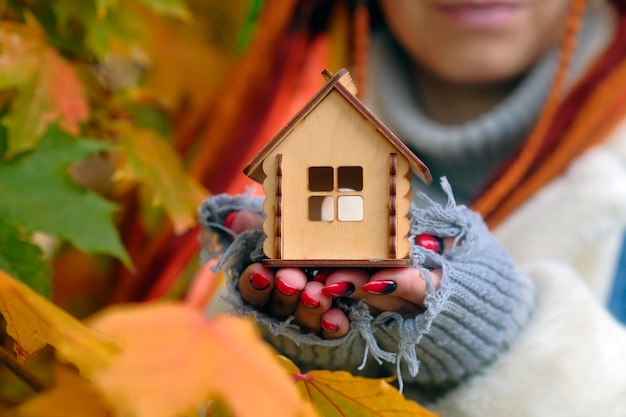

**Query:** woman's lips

left=436, top=2, right=524, bottom=29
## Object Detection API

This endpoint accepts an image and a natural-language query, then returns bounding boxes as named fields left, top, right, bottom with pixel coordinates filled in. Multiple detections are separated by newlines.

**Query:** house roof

left=243, top=68, right=432, bottom=185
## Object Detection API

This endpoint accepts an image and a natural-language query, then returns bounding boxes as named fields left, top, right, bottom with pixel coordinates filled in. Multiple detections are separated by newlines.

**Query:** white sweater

left=428, top=121, right=626, bottom=416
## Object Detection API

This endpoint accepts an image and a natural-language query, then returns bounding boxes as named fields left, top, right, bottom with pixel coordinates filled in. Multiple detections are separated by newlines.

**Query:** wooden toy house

left=244, top=69, right=432, bottom=268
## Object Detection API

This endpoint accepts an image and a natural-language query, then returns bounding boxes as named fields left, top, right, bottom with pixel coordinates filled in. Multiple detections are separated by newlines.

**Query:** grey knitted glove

left=197, top=191, right=264, bottom=264
left=198, top=179, right=536, bottom=395
left=374, top=179, right=536, bottom=392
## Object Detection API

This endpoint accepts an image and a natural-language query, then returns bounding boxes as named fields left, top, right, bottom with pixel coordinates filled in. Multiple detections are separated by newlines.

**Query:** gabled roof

left=243, top=68, right=432, bottom=185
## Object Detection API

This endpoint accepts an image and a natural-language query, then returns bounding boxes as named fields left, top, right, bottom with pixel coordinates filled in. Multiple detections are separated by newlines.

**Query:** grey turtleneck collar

left=365, top=1, right=616, bottom=206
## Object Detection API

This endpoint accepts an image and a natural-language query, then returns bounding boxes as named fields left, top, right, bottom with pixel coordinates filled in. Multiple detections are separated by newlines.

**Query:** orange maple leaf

left=0, top=269, right=119, bottom=369
left=87, top=303, right=318, bottom=417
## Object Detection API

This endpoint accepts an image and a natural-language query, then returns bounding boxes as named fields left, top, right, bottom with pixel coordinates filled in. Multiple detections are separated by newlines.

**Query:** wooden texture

left=262, top=259, right=411, bottom=268
left=388, top=153, right=398, bottom=259
left=251, top=69, right=423, bottom=264
left=274, top=154, right=283, bottom=259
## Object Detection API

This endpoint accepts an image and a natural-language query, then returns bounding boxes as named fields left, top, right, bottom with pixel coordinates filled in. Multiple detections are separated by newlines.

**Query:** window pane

left=309, top=196, right=334, bottom=221
left=338, top=166, right=363, bottom=191
left=338, top=196, right=363, bottom=221
left=309, top=166, right=334, bottom=191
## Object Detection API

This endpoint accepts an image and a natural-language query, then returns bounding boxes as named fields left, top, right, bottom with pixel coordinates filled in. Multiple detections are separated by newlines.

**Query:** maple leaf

left=113, top=122, right=208, bottom=234
left=0, top=269, right=120, bottom=366
left=0, top=218, right=51, bottom=297
left=0, top=15, right=89, bottom=158
left=279, top=356, right=439, bottom=417
left=0, top=125, right=130, bottom=264
left=86, top=302, right=318, bottom=417
left=14, top=364, right=111, bottom=417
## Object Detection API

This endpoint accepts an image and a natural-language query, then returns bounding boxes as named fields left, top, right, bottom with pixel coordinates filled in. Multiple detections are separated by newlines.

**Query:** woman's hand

left=226, top=209, right=448, bottom=339
left=238, top=265, right=444, bottom=339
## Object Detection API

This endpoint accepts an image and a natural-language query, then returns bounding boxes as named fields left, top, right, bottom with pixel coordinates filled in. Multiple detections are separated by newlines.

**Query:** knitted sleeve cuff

left=374, top=178, right=536, bottom=391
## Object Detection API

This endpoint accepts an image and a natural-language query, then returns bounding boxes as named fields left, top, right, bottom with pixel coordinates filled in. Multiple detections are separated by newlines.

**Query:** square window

left=309, top=196, right=334, bottom=221
left=309, top=167, right=334, bottom=191
left=338, top=166, right=363, bottom=191
left=337, top=196, right=363, bottom=221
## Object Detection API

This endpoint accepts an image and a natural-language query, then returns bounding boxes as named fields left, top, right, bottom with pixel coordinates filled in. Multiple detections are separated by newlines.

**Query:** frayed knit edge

left=376, top=266, right=446, bottom=393
left=385, top=178, right=471, bottom=391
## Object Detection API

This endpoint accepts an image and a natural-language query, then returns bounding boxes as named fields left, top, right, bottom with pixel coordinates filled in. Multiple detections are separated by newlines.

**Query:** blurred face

left=378, top=0, right=572, bottom=84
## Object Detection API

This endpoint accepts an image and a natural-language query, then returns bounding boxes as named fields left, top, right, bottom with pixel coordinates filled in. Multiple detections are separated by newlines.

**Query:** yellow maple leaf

left=86, top=302, right=318, bottom=417
left=278, top=356, right=439, bottom=417
left=0, top=270, right=119, bottom=371
left=113, top=123, right=208, bottom=234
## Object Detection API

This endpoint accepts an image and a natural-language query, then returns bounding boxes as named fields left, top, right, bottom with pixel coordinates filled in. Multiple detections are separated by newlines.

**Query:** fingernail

left=312, top=271, right=330, bottom=284
left=276, top=278, right=299, bottom=296
left=249, top=272, right=270, bottom=291
left=321, top=282, right=355, bottom=297
left=362, top=280, right=397, bottom=295
left=300, top=291, right=320, bottom=308
left=224, top=211, right=238, bottom=229
left=321, top=318, right=339, bottom=332
left=415, top=234, right=444, bottom=254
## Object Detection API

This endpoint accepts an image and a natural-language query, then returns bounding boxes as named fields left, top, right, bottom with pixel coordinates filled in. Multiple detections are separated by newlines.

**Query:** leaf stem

left=0, top=345, right=47, bottom=392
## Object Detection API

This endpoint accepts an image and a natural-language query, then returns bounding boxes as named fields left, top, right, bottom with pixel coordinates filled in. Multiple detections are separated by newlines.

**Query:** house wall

left=261, top=91, right=412, bottom=261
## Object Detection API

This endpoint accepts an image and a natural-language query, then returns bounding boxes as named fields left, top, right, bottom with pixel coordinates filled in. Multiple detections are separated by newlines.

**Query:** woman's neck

left=412, top=66, right=522, bottom=125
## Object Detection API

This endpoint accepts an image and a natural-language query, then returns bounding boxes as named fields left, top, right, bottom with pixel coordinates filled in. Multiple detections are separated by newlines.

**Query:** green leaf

left=0, top=218, right=51, bottom=298
left=2, top=72, right=47, bottom=157
left=0, top=124, right=130, bottom=264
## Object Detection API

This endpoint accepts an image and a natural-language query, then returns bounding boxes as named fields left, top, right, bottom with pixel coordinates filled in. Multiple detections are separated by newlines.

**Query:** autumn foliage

left=0, top=1, right=436, bottom=416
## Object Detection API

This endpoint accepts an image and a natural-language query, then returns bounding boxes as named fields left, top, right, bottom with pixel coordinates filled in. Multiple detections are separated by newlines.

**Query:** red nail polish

left=415, top=234, right=444, bottom=254
left=249, top=272, right=270, bottom=291
left=300, top=291, right=320, bottom=308
left=362, top=280, right=397, bottom=295
left=312, top=271, right=330, bottom=284
left=224, top=211, right=238, bottom=229
left=321, top=318, right=339, bottom=332
left=321, top=282, right=355, bottom=297
left=276, top=279, right=299, bottom=296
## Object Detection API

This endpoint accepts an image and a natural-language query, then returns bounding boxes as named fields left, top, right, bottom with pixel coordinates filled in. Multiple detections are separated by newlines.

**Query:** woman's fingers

left=294, top=281, right=334, bottom=333
left=320, top=308, right=350, bottom=339
left=321, top=269, right=371, bottom=299
left=270, top=268, right=308, bottom=319
left=361, top=267, right=443, bottom=317
left=226, top=210, right=264, bottom=234
left=238, top=263, right=275, bottom=308
left=239, top=263, right=443, bottom=336
left=239, top=265, right=351, bottom=338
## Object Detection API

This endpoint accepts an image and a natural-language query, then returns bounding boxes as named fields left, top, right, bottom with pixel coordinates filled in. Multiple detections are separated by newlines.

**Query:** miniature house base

left=244, top=69, right=432, bottom=268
